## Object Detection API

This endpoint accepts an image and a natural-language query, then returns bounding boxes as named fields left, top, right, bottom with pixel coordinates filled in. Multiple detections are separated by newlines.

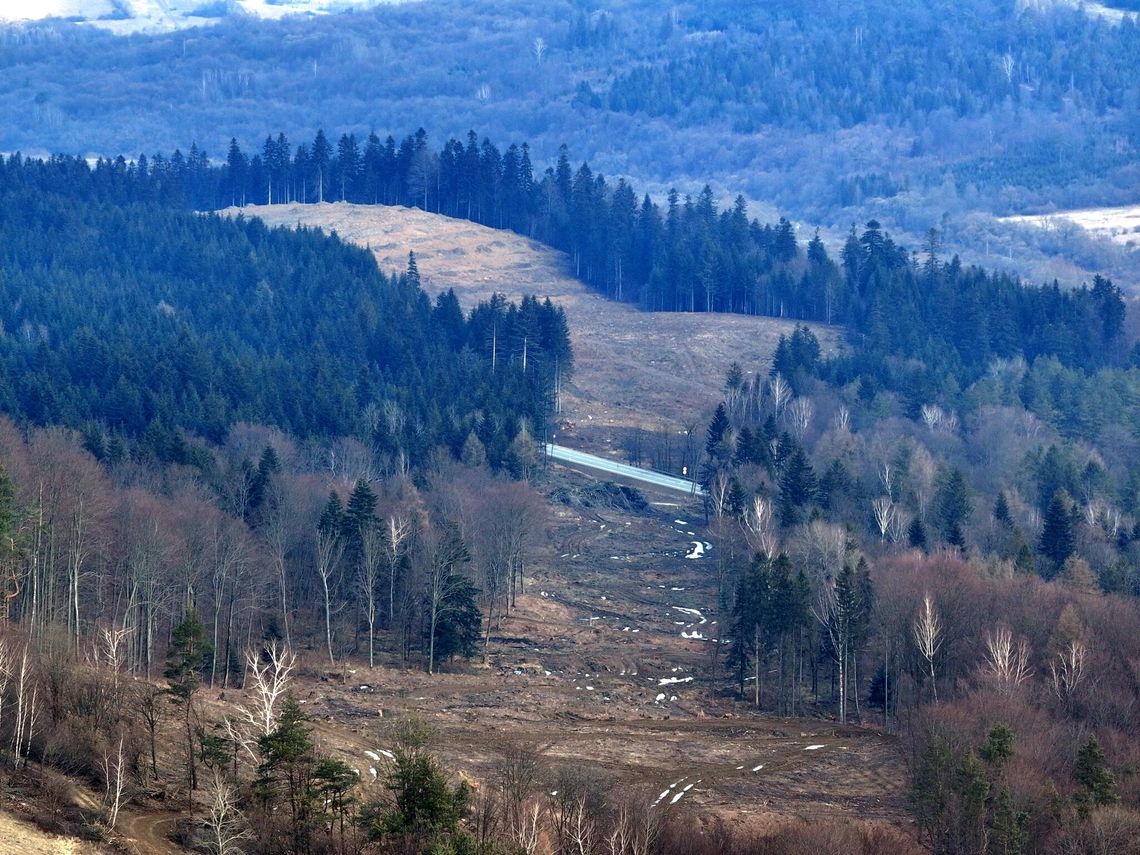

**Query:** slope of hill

left=226, top=202, right=842, bottom=449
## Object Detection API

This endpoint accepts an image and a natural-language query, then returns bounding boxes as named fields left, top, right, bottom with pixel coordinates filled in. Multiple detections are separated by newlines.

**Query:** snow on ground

left=651, top=777, right=701, bottom=808
left=1002, top=204, right=1140, bottom=248
left=804, top=744, right=825, bottom=751
left=672, top=606, right=707, bottom=625
left=657, top=676, right=693, bottom=686
left=684, top=541, right=712, bottom=559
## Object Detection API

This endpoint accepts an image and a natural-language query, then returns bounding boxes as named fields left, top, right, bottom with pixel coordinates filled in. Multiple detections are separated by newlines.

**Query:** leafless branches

left=1050, top=638, right=1087, bottom=705
left=788, top=397, right=813, bottom=441
left=913, top=593, right=943, bottom=702
left=101, top=735, right=127, bottom=830
left=741, top=496, right=777, bottom=560
left=982, top=626, right=1032, bottom=694
left=872, top=496, right=897, bottom=542
left=225, top=641, right=295, bottom=760
left=200, top=770, right=250, bottom=855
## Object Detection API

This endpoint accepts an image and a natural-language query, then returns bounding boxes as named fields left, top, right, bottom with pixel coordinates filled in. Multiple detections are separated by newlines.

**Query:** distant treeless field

left=226, top=202, right=842, bottom=452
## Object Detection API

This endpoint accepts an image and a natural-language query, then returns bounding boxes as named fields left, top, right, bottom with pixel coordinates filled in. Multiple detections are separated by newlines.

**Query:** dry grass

left=0, top=811, right=102, bottom=855
left=224, top=202, right=841, bottom=450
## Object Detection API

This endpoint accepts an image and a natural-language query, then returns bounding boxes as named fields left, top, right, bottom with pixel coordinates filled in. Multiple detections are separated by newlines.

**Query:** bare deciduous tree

left=982, top=626, right=1032, bottom=694
left=101, top=734, right=128, bottom=830
left=913, top=593, right=943, bottom=702
left=606, top=792, right=659, bottom=855
left=872, top=496, right=897, bottom=542
left=358, top=522, right=384, bottom=668
left=741, top=496, right=777, bottom=560
left=1049, top=638, right=1087, bottom=706
left=495, top=743, right=545, bottom=854
left=788, top=397, right=813, bottom=440
left=384, top=513, right=412, bottom=627
left=200, top=771, right=250, bottom=855
left=910, top=444, right=937, bottom=521
left=315, top=525, right=345, bottom=666
left=920, top=404, right=943, bottom=432
left=834, top=405, right=851, bottom=432
left=999, top=51, right=1015, bottom=84
left=768, top=373, right=791, bottom=420
left=226, top=641, right=296, bottom=760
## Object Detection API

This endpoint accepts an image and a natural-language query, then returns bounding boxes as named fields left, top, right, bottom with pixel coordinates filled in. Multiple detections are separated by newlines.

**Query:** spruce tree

left=1039, top=490, right=1075, bottom=571
left=165, top=609, right=211, bottom=810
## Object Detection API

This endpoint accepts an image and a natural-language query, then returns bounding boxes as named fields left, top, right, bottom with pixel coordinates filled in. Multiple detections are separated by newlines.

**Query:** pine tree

left=705, top=403, right=730, bottom=458
left=1039, top=490, right=1075, bottom=571
left=778, top=447, right=817, bottom=526
left=1074, top=736, right=1119, bottom=813
left=936, top=468, right=972, bottom=549
left=908, top=517, right=928, bottom=551
left=166, top=609, right=211, bottom=809
left=257, top=698, right=317, bottom=853
left=993, top=491, right=1012, bottom=526
left=406, top=251, right=421, bottom=290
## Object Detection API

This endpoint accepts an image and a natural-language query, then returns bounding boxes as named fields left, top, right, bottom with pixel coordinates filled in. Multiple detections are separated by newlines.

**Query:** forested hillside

left=0, top=155, right=570, bottom=469
left=0, top=142, right=1135, bottom=855
left=24, top=131, right=1129, bottom=414
left=2, top=0, right=1138, bottom=287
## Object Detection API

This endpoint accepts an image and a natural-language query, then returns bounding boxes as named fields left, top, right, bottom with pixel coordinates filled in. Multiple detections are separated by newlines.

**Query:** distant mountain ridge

left=0, top=0, right=408, bottom=34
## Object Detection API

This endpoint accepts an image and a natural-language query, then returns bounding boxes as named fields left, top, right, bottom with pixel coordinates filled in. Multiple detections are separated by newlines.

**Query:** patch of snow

left=672, top=607, right=707, bottom=624
left=804, top=744, right=825, bottom=751
left=369, top=767, right=377, bottom=779
left=674, top=519, right=689, bottom=525
left=364, top=750, right=380, bottom=762
left=657, top=676, right=693, bottom=686
left=752, top=764, right=763, bottom=772
left=684, top=542, right=705, bottom=559
left=681, top=631, right=705, bottom=640
left=655, top=692, right=666, bottom=702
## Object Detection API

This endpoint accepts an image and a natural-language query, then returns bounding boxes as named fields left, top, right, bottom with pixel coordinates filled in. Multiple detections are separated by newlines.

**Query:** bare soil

left=196, top=467, right=914, bottom=844
left=224, top=203, right=842, bottom=454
